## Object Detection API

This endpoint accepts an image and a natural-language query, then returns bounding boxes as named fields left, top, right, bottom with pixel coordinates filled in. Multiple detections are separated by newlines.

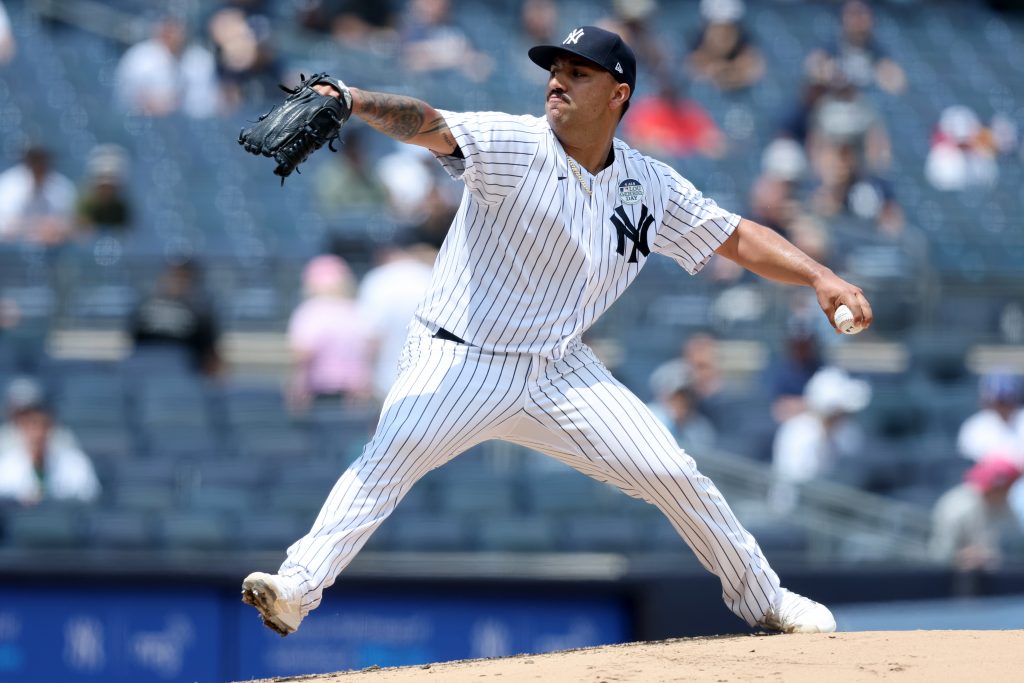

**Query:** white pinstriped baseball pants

left=279, top=321, right=781, bottom=626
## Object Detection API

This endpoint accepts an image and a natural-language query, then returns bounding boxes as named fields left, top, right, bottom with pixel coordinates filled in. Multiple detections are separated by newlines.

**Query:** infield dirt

left=240, top=630, right=1023, bottom=682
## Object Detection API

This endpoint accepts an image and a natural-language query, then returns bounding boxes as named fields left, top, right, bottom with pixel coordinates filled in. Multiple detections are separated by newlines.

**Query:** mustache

left=547, top=89, right=568, bottom=102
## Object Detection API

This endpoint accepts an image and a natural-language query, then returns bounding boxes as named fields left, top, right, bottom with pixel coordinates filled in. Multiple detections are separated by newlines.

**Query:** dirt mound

left=243, top=630, right=1022, bottom=682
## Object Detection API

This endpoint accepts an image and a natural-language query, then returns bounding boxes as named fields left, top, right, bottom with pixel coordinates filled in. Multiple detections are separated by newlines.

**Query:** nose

left=548, top=71, right=566, bottom=93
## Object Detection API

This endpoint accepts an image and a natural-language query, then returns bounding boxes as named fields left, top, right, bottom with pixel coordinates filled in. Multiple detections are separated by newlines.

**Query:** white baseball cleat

left=758, top=588, right=837, bottom=634
left=241, top=572, right=305, bottom=636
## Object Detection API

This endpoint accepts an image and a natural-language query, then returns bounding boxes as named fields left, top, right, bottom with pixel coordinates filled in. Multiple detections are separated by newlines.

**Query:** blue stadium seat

left=742, top=519, right=809, bottom=556
left=74, top=426, right=137, bottom=463
left=562, top=515, right=643, bottom=553
left=3, top=504, right=86, bottom=548
left=187, top=484, right=255, bottom=514
left=123, top=346, right=196, bottom=378
left=112, top=458, right=181, bottom=510
left=386, top=513, right=472, bottom=552
left=476, top=515, right=558, bottom=552
left=86, top=509, right=153, bottom=549
left=522, top=470, right=622, bottom=514
left=235, top=427, right=315, bottom=460
left=434, top=478, right=517, bottom=515
left=234, top=513, right=306, bottom=551
left=159, top=512, right=232, bottom=550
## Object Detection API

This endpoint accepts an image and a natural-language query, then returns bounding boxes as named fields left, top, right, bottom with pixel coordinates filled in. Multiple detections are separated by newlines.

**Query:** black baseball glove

left=238, top=72, right=353, bottom=182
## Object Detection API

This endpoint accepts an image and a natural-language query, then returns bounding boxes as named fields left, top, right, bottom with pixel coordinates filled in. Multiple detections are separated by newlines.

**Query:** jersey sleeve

left=651, top=165, right=740, bottom=275
left=432, top=111, right=541, bottom=205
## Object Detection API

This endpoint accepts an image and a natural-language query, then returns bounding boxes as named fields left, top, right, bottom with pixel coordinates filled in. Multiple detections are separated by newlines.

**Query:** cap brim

left=529, top=44, right=602, bottom=74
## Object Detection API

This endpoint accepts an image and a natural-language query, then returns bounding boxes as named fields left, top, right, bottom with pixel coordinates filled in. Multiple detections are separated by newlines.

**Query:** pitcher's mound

left=242, top=630, right=1023, bottom=682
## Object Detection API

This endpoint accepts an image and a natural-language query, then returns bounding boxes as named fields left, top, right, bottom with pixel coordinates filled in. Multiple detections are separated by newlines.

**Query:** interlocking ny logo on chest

left=610, top=179, right=651, bottom=263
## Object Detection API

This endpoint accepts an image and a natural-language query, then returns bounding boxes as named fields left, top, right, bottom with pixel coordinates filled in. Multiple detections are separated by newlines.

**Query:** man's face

left=842, top=1, right=872, bottom=44
left=545, top=54, right=622, bottom=130
left=13, top=409, right=51, bottom=458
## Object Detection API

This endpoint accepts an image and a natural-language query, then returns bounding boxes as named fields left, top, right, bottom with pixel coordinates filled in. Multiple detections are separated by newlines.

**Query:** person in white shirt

left=957, top=372, right=1024, bottom=465
left=0, top=378, right=100, bottom=506
left=357, top=234, right=437, bottom=401
left=242, top=25, right=874, bottom=638
left=114, top=16, right=220, bottom=118
left=771, top=366, right=870, bottom=511
left=0, top=146, right=76, bottom=244
left=957, top=372, right=1024, bottom=530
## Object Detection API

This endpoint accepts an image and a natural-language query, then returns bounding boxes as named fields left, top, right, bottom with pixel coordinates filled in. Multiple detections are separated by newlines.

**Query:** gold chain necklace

left=567, top=158, right=593, bottom=198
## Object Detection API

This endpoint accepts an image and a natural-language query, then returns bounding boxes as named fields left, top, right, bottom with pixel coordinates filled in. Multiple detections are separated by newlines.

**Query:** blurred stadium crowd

left=1, top=0, right=1023, bottom=571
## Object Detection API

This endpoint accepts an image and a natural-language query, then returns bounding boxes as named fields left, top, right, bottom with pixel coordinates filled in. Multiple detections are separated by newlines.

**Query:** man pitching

left=242, top=26, right=872, bottom=637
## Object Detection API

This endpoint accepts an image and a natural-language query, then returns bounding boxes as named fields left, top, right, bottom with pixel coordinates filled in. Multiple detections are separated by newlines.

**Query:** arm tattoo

left=422, top=116, right=457, bottom=151
left=355, top=91, right=427, bottom=141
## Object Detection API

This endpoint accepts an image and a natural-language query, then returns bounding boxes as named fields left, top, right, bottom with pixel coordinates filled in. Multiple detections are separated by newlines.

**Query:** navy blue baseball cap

left=529, top=25, right=637, bottom=94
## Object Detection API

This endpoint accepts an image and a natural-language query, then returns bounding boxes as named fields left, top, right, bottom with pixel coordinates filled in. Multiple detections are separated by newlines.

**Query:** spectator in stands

left=114, top=16, right=220, bottom=118
left=684, top=332, right=735, bottom=430
left=376, top=143, right=438, bottom=223
left=516, top=0, right=558, bottom=78
left=687, top=0, right=764, bottom=92
left=298, top=0, right=398, bottom=48
left=375, top=143, right=459, bottom=247
left=808, top=70, right=891, bottom=175
left=748, top=137, right=807, bottom=237
left=314, top=128, right=389, bottom=215
left=771, top=367, right=870, bottom=512
left=129, top=260, right=223, bottom=377
left=647, top=362, right=717, bottom=454
left=929, top=454, right=1022, bottom=571
left=811, top=0, right=906, bottom=96
left=358, top=233, right=437, bottom=401
left=400, top=0, right=492, bottom=82
left=779, top=55, right=836, bottom=148
left=0, top=377, right=100, bottom=506
left=651, top=332, right=733, bottom=431
left=0, top=295, right=18, bottom=334
left=598, top=0, right=669, bottom=85
left=752, top=137, right=833, bottom=265
left=287, top=254, right=373, bottom=412
left=0, top=1, right=15, bottom=64
left=925, top=106, right=1000, bottom=192
left=75, top=144, right=133, bottom=233
left=809, top=142, right=902, bottom=235
left=957, top=372, right=1024, bottom=464
left=622, top=80, right=726, bottom=159
left=766, top=309, right=824, bottom=425
left=0, top=146, right=76, bottom=245
left=207, top=3, right=281, bottom=110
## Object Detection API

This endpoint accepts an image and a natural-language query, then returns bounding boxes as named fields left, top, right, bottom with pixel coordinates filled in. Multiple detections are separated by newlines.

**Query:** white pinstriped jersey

left=417, top=111, right=740, bottom=359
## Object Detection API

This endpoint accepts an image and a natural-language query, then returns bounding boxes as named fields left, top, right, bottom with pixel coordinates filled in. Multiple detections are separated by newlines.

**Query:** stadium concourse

left=0, top=0, right=1023, bottom=681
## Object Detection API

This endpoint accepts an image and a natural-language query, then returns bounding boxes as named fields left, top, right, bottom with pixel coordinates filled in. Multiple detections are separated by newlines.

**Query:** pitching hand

left=813, top=272, right=873, bottom=333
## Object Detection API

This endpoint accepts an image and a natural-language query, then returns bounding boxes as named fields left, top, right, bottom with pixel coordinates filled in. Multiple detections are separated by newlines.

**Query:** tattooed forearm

left=421, top=116, right=457, bottom=151
left=349, top=88, right=457, bottom=153
left=352, top=89, right=426, bottom=140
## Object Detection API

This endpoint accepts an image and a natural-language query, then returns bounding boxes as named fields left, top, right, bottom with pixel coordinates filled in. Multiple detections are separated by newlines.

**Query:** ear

left=610, top=83, right=631, bottom=112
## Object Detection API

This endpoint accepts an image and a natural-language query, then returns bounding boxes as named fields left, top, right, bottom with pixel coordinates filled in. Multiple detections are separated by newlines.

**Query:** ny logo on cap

left=563, top=28, right=584, bottom=45
left=615, top=62, right=623, bottom=73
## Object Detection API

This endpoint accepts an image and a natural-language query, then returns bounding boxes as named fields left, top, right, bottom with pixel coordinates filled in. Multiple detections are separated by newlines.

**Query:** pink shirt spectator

left=288, top=297, right=372, bottom=396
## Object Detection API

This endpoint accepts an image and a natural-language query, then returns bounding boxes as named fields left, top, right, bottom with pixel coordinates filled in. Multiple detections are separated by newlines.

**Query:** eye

left=573, top=70, right=585, bottom=78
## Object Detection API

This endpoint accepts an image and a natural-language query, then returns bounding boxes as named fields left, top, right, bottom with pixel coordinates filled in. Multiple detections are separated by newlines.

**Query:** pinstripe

left=273, top=110, right=785, bottom=630
left=528, top=363, right=729, bottom=591
left=567, top=362, right=775, bottom=621
left=284, top=333, right=533, bottom=609
left=519, top=351, right=777, bottom=624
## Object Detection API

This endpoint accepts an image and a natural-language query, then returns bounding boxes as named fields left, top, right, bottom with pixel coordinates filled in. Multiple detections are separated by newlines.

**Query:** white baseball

left=834, top=304, right=862, bottom=334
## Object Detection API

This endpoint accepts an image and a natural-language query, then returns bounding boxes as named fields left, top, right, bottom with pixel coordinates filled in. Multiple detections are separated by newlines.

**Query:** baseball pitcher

left=239, top=26, right=872, bottom=637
